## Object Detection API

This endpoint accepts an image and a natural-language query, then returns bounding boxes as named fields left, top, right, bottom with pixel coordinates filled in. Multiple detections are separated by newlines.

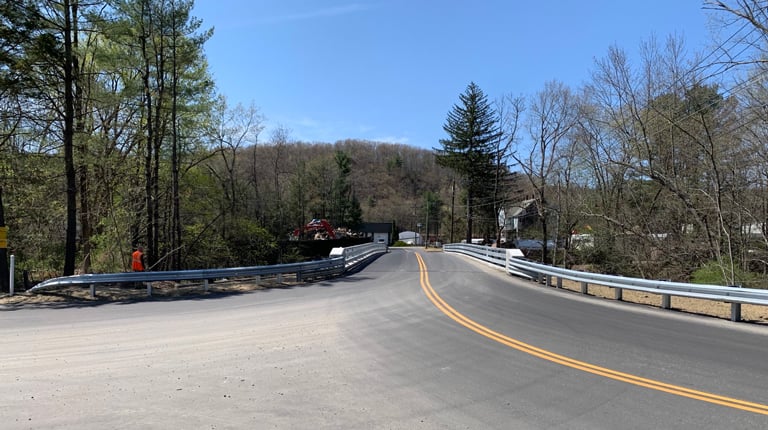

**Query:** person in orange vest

left=132, top=246, right=146, bottom=272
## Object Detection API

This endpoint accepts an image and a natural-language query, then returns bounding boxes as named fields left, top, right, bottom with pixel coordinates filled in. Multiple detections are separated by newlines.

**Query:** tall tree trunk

left=62, top=0, right=77, bottom=276
left=150, top=4, right=165, bottom=269
left=140, top=0, right=155, bottom=269
left=170, top=3, right=181, bottom=270
left=72, top=1, right=92, bottom=273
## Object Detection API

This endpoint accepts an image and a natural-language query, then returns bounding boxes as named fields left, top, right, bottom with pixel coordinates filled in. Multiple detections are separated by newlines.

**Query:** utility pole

left=450, top=179, right=455, bottom=244
left=425, top=199, right=430, bottom=248
left=0, top=188, right=9, bottom=293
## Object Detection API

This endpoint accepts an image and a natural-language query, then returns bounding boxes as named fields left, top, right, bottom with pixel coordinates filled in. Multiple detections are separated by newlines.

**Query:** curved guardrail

left=444, top=243, right=768, bottom=322
left=28, top=242, right=387, bottom=297
left=330, top=242, right=388, bottom=269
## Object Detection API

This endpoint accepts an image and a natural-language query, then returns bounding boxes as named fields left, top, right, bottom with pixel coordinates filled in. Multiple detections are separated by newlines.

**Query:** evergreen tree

left=331, top=150, right=352, bottom=227
left=0, top=0, right=43, bottom=100
left=435, top=82, right=501, bottom=243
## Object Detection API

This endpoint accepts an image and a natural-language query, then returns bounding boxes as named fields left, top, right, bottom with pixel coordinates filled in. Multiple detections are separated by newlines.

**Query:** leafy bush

left=691, top=261, right=762, bottom=288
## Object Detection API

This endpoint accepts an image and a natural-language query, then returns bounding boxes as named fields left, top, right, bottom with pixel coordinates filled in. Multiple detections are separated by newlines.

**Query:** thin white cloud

left=264, top=4, right=372, bottom=23
left=270, top=113, right=411, bottom=145
left=372, top=135, right=410, bottom=145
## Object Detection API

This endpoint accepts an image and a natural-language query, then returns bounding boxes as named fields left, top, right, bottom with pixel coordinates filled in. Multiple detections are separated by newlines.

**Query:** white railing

left=330, top=242, right=388, bottom=269
left=444, top=243, right=768, bottom=322
left=28, top=243, right=388, bottom=298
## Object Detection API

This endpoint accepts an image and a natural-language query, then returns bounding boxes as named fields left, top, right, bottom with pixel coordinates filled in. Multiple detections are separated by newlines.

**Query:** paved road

left=2, top=248, right=768, bottom=429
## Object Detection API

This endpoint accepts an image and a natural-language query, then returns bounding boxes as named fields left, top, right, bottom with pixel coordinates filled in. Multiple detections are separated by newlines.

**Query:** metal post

left=614, top=287, right=623, bottom=301
left=580, top=281, right=588, bottom=295
left=731, top=303, right=741, bottom=322
left=9, top=254, right=14, bottom=296
left=90, top=284, right=95, bottom=298
left=662, top=294, right=671, bottom=309
left=204, top=279, right=209, bottom=292
left=146, top=282, right=152, bottom=297
left=556, top=277, right=562, bottom=289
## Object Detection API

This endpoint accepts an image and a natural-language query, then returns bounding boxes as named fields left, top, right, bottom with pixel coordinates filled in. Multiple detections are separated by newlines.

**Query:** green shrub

left=691, top=261, right=761, bottom=288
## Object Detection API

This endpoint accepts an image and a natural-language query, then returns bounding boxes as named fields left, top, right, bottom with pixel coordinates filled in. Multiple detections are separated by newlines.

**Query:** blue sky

left=191, top=1, right=715, bottom=149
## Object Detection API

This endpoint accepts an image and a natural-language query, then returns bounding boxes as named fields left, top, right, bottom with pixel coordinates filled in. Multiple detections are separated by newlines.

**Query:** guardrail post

left=277, top=273, right=283, bottom=283
left=204, top=279, right=209, bottom=292
left=90, top=284, right=95, bottom=298
left=9, top=254, right=14, bottom=296
left=731, top=303, right=741, bottom=322
left=614, top=287, right=623, bottom=301
left=580, top=281, right=588, bottom=295
left=146, top=282, right=152, bottom=297
left=556, top=277, right=562, bottom=289
left=296, top=271, right=302, bottom=282
left=661, top=294, right=671, bottom=309
left=546, top=275, right=552, bottom=287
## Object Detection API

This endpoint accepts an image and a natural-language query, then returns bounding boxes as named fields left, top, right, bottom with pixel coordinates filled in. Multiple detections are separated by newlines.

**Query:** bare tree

left=513, top=80, right=578, bottom=263
left=267, top=125, right=291, bottom=234
left=493, top=94, right=524, bottom=244
left=209, top=100, right=264, bottom=223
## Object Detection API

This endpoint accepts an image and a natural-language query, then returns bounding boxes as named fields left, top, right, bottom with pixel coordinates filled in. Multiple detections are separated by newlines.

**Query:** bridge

left=2, top=248, right=768, bottom=428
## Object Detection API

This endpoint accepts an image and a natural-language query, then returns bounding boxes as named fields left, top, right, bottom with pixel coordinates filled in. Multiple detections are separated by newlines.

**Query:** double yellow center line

left=415, top=252, right=768, bottom=415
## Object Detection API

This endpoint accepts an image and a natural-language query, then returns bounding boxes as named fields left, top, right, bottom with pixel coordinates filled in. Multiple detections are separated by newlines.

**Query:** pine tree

left=435, top=82, right=502, bottom=244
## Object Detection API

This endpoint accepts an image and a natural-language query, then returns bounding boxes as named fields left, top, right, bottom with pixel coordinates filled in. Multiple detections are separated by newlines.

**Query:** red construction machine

left=291, top=219, right=336, bottom=240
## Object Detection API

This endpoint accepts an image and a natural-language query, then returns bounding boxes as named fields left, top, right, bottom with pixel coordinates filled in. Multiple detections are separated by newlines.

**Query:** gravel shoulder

left=0, top=278, right=280, bottom=307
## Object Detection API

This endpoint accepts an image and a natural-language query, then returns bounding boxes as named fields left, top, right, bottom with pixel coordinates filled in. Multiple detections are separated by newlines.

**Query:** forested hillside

left=4, top=136, right=450, bottom=273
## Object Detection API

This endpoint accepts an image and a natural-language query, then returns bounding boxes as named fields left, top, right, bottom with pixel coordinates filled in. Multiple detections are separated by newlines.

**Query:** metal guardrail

left=330, top=242, right=389, bottom=269
left=444, top=243, right=768, bottom=322
left=28, top=242, right=388, bottom=297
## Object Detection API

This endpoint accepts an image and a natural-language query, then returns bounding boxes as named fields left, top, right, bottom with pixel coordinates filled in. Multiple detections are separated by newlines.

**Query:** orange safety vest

left=132, top=250, right=145, bottom=271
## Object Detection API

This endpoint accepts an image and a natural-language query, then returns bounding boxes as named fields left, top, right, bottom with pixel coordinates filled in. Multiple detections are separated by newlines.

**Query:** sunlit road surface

left=2, top=248, right=767, bottom=429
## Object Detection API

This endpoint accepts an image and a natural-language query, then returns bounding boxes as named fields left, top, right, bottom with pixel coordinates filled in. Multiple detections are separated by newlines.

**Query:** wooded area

left=2, top=1, right=768, bottom=289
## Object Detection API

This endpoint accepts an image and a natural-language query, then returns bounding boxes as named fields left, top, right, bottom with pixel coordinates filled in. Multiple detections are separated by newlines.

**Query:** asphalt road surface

left=2, top=248, right=768, bottom=429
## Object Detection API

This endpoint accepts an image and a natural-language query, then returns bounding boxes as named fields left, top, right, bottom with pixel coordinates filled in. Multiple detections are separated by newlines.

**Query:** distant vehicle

left=513, top=239, right=555, bottom=250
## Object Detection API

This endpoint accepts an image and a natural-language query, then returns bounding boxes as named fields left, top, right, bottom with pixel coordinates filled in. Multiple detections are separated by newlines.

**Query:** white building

left=398, top=231, right=422, bottom=245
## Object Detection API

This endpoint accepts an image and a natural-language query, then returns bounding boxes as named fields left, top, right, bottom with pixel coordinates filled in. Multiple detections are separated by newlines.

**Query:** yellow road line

left=415, top=252, right=768, bottom=415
